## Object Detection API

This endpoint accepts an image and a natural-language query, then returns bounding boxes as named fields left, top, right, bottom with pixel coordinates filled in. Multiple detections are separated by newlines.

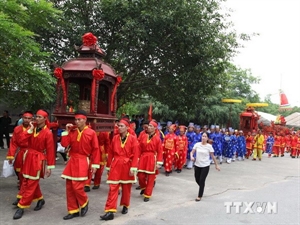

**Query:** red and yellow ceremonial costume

left=6, top=125, right=29, bottom=191
left=291, top=134, right=298, bottom=157
left=272, top=134, right=282, bottom=156
left=253, top=134, right=264, bottom=160
left=17, top=123, right=55, bottom=208
left=285, top=135, right=291, bottom=153
left=137, top=124, right=163, bottom=199
left=104, top=131, right=139, bottom=212
left=245, top=134, right=253, bottom=159
left=280, top=134, right=286, bottom=156
left=61, top=126, right=100, bottom=214
left=163, top=131, right=177, bottom=173
left=296, top=135, right=300, bottom=157
left=86, top=131, right=110, bottom=187
left=175, top=133, right=188, bottom=170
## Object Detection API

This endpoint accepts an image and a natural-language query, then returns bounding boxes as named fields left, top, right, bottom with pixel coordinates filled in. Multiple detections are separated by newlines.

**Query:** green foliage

left=0, top=0, right=61, bottom=110
left=43, top=0, right=243, bottom=112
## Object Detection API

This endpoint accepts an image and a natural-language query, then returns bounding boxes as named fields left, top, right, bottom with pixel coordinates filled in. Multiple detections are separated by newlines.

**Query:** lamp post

left=222, top=99, right=242, bottom=128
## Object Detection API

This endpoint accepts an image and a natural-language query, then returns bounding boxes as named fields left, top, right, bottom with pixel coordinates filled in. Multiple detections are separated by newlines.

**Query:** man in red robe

left=291, top=132, right=298, bottom=158
left=13, top=109, right=55, bottom=220
left=273, top=132, right=282, bottom=157
left=85, top=131, right=110, bottom=190
left=61, top=110, right=100, bottom=220
left=245, top=131, right=254, bottom=159
left=175, top=125, right=188, bottom=173
left=7, top=111, right=33, bottom=198
left=137, top=120, right=163, bottom=202
left=162, top=124, right=177, bottom=176
left=100, top=118, right=139, bottom=221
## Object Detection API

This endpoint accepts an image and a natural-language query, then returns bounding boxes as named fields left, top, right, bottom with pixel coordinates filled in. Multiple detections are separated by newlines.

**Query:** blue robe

left=237, top=135, right=246, bottom=157
left=186, top=131, right=196, bottom=160
left=266, top=136, right=274, bottom=154
left=212, top=132, right=223, bottom=156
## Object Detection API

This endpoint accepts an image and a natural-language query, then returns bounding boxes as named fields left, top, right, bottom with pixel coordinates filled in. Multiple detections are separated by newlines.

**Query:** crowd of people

left=4, top=111, right=299, bottom=221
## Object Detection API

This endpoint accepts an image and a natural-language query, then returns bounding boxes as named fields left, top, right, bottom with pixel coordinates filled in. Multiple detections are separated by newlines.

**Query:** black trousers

left=194, top=165, right=210, bottom=198
left=0, top=129, right=10, bottom=148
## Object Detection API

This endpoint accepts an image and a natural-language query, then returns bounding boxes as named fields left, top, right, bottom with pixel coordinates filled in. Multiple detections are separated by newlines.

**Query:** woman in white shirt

left=190, top=132, right=220, bottom=201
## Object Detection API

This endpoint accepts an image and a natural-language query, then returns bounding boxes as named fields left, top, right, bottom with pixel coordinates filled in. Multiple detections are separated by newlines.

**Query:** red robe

left=175, top=134, right=188, bottom=169
left=89, top=131, right=110, bottom=187
left=106, top=133, right=139, bottom=183
left=163, top=133, right=177, bottom=172
left=138, top=132, right=163, bottom=174
left=17, top=125, right=55, bottom=208
left=61, top=126, right=100, bottom=214
left=245, top=135, right=253, bottom=150
left=137, top=132, right=163, bottom=198
left=18, top=125, right=55, bottom=179
left=104, top=132, right=140, bottom=212
left=6, top=125, right=28, bottom=172
left=61, top=126, right=100, bottom=180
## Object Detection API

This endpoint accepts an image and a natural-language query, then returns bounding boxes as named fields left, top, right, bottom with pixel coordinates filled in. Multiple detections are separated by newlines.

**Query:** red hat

left=179, top=125, right=186, bottom=132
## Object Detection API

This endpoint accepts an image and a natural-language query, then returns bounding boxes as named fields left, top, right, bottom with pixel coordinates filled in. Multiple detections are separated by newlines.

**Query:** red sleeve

left=90, top=131, right=100, bottom=167
left=61, top=131, right=72, bottom=147
left=6, top=127, right=19, bottom=159
left=106, top=135, right=116, bottom=169
left=156, top=137, right=163, bottom=163
left=130, top=136, right=140, bottom=169
left=45, top=130, right=55, bottom=168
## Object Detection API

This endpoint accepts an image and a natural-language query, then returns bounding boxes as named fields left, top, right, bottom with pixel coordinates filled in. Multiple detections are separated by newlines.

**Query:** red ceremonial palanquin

left=162, top=133, right=177, bottom=173
left=61, top=126, right=100, bottom=214
left=137, top=131, right=163, bottom=198
left=273, top=134, right=282, bottom=156
left=6, top=125, right=29, bottom=189
left=104, top=133, right=139, bottom=212
left=175, top=134, right=188, bottom=170
left=17, top=125, right=55, bottom=208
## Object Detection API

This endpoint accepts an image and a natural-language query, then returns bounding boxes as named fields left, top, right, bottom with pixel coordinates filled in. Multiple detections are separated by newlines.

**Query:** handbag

left=1, top=160, right=16, bottom=178
left=57, top=142, right=66, bottom=153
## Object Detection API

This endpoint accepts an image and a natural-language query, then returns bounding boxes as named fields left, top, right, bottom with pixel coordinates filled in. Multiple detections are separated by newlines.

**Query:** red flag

left=148, top=103, right=153, bottom=121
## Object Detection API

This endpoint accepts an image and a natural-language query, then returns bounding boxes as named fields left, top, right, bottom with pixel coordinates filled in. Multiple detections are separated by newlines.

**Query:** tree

left=0, top=0, right=61, bottom=110
left=43, top=0, right=250, bottom=113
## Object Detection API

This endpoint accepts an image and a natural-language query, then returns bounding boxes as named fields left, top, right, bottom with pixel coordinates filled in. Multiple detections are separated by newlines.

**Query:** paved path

left=0, top=149, right=299, bottom=225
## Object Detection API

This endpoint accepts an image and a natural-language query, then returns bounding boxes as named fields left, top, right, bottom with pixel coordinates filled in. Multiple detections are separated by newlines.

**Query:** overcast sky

left=223, top=0, right=300, bottom=107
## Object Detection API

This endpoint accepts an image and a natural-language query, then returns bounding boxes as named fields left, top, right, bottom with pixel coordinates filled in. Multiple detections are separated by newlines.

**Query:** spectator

left=0, top=110, right=12, bottom=149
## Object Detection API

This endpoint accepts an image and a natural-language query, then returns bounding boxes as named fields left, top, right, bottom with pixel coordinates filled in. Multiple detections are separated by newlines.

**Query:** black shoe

left=177, top=169, right=182, bottom=173
left=34, top=199, right=45, bottom=211
left=135, top=186, right=141, bottom=190
left=12, top=198, right=20, bottom=206
left=100, top=212, right=114, bottom=220
left=81, top=202, right=88, bottom=217
left=63, top=212, right=79, bottom=220
left=281, top=154, right=284, bottom=157
left=84, top=186, right=90, bottom=192
left=165, top=172, right=170, bottom=176
left=144, top=197, right=150, bottom=202
left=140, top=189, right=145, bottom=195
left=13, top=208, right=24, bottom=220
left=121, top=206, right=128, bottom=214
left=92, top=185, right=99, bottom=190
